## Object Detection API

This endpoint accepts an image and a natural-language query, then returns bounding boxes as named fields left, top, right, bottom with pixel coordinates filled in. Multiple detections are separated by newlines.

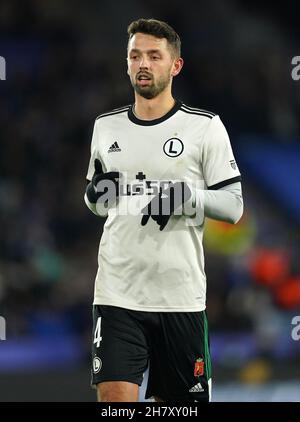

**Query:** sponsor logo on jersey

left=108, top=142, right=121, bottom=153
left=194, top=358, right=204, bottom=377
left=93, top=357, right=102, bottom=373
left=119, top=174, right=173, bottom=197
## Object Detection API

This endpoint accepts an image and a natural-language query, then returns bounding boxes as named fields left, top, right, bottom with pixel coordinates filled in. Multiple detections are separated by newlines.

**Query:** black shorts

left=91, top=305, right=212, bottom=402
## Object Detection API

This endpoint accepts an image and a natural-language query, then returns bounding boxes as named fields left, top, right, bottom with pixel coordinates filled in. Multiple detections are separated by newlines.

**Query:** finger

left=159, top=216, right=170, bottom=231
left=141, top=214, right=150, bottom=226
left=94, top=158, right=103, bottom=174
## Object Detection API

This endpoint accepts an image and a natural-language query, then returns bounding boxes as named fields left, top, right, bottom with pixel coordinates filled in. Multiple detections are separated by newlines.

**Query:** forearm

left=188, top=182, right=243, bottom=224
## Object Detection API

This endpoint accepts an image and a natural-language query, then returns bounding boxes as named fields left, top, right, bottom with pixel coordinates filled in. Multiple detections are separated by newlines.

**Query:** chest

left=98, top=122, right=204, bottom=181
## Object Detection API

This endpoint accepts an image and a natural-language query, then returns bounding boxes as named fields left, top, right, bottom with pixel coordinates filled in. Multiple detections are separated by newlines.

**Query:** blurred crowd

left=0, top=0, right=300, bottom=374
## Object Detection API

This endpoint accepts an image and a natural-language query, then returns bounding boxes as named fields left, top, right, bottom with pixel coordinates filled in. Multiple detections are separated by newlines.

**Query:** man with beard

left=84, top=18, right=243, bottom=402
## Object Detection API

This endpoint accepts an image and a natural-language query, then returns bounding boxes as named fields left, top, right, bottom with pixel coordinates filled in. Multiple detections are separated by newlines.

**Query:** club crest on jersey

left=194, top=358, right=204, bottom=377
left=163, top=138, right=184, bottom=157
left=230, top=160, right=236, bottom=170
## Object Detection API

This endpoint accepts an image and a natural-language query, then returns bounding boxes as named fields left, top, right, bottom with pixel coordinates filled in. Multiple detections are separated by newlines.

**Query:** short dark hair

left=127, top=18, right=181, bottom=58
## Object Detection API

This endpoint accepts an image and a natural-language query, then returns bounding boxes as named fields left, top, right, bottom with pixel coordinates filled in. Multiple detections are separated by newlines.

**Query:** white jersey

left=86, top=100, right=241, bottom=312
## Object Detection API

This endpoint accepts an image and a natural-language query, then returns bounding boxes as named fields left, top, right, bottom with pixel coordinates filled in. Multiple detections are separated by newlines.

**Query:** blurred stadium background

left=0, top=0, right=300, bottom=402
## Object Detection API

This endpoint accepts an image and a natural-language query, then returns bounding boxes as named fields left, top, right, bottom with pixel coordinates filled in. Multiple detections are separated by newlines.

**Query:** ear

left=171, top=57, right=184, bottom=77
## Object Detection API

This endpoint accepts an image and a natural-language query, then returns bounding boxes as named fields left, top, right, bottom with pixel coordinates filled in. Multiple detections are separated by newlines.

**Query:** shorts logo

left=189, top=382, right=204, bottom=393
left=93, top=357, right=102, bottom=374
left=194, top=358, right=204, bottom=377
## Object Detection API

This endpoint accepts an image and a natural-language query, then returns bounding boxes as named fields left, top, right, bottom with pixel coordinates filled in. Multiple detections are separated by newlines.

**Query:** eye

left=130, top=55, right=138, bottom=60
left=151, top=56, right=160, bottom=60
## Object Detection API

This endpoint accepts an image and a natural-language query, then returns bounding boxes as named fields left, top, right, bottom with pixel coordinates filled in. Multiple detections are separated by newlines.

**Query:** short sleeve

left=201, top=115, right=241, bottom=189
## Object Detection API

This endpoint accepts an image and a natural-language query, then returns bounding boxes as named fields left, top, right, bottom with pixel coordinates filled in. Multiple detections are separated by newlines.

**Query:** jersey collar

left=128, top=99, right=182, bottom=126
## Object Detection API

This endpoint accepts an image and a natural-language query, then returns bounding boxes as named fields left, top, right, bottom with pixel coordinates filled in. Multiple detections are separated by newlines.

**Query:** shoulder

left=95, top=104, right=131, bottom=121
left=179, top=102, right=217, bottom=120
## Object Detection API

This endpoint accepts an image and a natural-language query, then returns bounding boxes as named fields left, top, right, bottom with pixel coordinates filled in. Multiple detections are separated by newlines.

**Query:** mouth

left=136, top=74, right=152, bottom=86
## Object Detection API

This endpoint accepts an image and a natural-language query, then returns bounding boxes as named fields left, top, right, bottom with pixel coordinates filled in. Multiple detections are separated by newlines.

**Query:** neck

left=134, top=90, right=175, bottom=121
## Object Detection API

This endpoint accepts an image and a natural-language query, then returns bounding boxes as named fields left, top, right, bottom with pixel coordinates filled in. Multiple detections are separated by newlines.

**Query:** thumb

left=94, top=158, right=103, bottom=174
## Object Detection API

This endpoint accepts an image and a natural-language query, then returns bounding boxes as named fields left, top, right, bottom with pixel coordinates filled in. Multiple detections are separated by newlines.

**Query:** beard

left=131, top=72, right=171, bottom=99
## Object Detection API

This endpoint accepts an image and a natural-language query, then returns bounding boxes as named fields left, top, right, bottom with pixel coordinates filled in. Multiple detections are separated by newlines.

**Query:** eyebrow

left=129, top=48, right=162, bottom=55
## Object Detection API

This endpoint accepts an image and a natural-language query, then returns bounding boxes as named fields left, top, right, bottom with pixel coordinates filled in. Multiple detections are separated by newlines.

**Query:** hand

left=86, top=159, right=121, bottom=204
left=141, top=182, right=191, bottom=231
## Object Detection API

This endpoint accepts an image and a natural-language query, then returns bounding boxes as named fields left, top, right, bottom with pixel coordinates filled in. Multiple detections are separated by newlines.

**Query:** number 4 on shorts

left=93, top=317, right=103, bottom=348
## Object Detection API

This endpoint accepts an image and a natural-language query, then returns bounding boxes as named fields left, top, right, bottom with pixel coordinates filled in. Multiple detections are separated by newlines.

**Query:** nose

left=139, top=55, right=150, bottom=69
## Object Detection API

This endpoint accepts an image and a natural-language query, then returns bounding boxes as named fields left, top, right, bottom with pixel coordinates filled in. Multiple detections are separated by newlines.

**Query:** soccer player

left=84, top=18, right=243, bottom=402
